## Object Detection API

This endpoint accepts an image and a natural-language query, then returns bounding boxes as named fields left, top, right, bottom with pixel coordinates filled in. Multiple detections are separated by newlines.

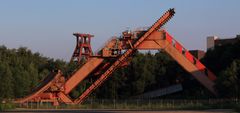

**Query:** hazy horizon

left=0, top=0, right=239, bottom=61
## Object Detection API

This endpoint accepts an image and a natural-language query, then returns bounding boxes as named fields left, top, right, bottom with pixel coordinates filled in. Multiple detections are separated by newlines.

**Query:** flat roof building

left=207, top=34, right=240, bottom=50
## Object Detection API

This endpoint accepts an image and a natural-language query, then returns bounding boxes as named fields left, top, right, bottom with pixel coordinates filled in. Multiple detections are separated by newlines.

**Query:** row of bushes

left=0, top=103, right=15, bottom=111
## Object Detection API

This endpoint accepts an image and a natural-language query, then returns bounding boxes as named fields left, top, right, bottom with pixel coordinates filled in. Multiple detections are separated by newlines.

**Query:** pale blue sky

left=0, top=0, right=239, bottom=61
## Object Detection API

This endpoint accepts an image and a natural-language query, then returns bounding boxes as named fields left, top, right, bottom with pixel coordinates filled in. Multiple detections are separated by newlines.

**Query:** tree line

left=0, top=41, right=239, bottom=101
left=0, top=46, right=67, bottom=100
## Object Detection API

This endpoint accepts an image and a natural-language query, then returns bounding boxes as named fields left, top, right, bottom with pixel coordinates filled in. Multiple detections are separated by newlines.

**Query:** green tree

left=202, top=41, right=240, bottom=75
left=0, top=45, right=69, bottom=99
left=215, top=59, right=240, bottom=97
left=0, top=63, right=14, bottom=99
left=28, top=63, right=39, bottom=88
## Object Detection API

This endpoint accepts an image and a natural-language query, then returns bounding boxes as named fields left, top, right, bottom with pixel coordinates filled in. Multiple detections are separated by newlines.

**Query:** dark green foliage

left=202, top=41, right=240, bottom=98
left=0, top=45, right=66, bottom=100
left=0, top=45, right=206, bottom=101
left=0, top=63, right=14, bottom=99
left=202, top=42, right=240, bottom=75
left=0, top=40, right=240, bottom=101
left=95, top=41, right=240, bottom=99
left=215, top=59, right=240, bottom=97
left=0, top=103, right=15, bottom=111
left=93, top=51, right=190, bottom=99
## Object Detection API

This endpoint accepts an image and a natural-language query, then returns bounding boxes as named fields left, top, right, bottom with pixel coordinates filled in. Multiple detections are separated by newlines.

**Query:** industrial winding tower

left=70, top=33, right=94, bottom=64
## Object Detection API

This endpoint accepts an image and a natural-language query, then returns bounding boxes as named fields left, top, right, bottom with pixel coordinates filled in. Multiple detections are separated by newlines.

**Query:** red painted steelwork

left=71, top=33, right=94, bottom=64
left=15, top=8, right=218, bottom=106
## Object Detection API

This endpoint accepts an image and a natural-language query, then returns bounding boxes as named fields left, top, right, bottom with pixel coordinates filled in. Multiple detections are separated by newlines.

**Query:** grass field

left=1, top=99, right=240, bottom=112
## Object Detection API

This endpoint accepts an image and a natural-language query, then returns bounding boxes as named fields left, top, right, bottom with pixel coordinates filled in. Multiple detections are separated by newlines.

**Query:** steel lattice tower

left=70, top=33, right=94, bottom=64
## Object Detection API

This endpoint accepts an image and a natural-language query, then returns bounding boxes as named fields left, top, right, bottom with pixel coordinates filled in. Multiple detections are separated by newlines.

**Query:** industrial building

left=207, top=34, right=240, bottom=50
